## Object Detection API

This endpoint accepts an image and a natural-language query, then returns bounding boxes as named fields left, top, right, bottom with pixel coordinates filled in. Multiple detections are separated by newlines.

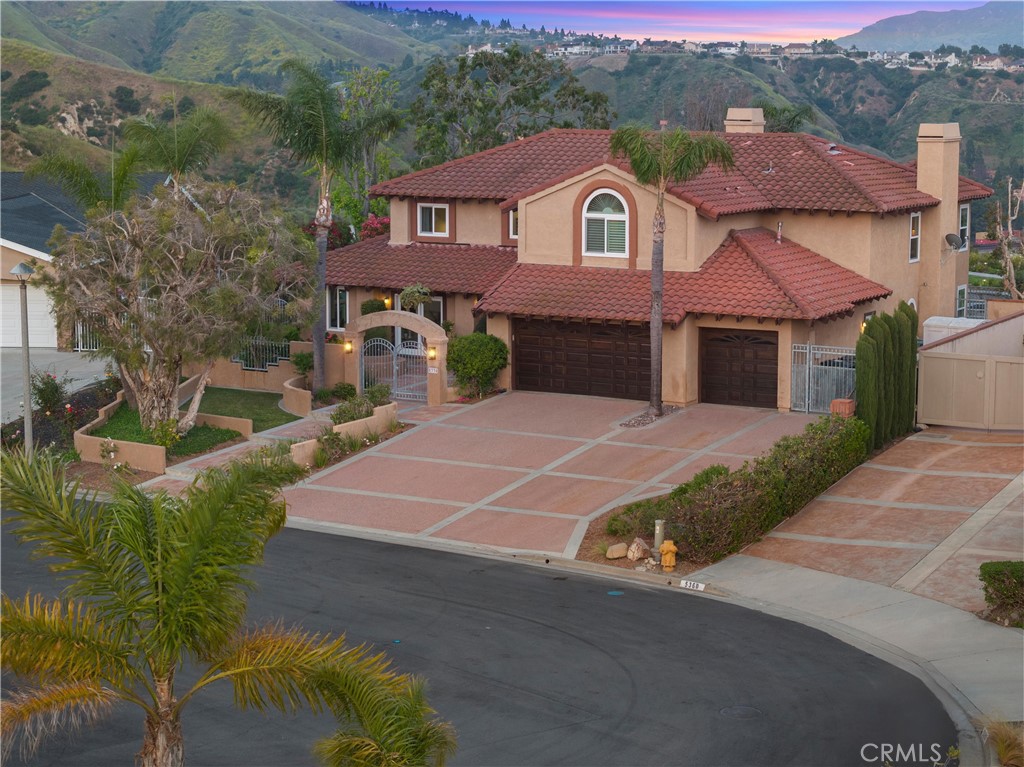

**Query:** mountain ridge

left=836, top=2, right=1023, bottom=52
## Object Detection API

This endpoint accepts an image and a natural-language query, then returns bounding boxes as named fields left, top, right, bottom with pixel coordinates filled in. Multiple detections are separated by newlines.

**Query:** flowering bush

left=31, top=368, right=71, bottom=415
left=360, top=214, right=390, bottom=240
left=301, top=220, right=354, bottom=250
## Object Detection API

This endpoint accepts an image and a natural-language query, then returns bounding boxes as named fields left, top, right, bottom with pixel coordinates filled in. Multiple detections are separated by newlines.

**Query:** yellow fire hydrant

left=659, top=539, right=678, bottom=573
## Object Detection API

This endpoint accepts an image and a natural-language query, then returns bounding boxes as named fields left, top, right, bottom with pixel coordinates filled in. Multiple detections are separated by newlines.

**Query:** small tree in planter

left=291, top=352, right=314, bottom=387
left=398, top=284, right=431, bottom=313
left=447, top=333, right=509, bottom=398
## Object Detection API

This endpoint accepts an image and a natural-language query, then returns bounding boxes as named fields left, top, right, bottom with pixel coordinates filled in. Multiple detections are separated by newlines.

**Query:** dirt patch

left=65, top=460, right=160, bottom=494
left=575, top=507, right=699, bottom=579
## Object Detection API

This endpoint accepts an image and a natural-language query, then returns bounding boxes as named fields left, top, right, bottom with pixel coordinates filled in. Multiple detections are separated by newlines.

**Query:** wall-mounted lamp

left=860, top=311, right=875, bottom=334
left=383, top=296, right=392, bottom=309
left=427, top=346, right=437, bottom=360
left=344, top=340, right=353, bottom=353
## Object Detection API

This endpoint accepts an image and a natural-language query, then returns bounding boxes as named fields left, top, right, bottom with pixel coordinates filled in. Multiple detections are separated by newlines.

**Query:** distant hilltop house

left=745, top=43, right=775, bottom=56
left=602, top=40, right=637, bottom=55
left=972, top=54, right=1004, bottom=70
left=325, top=109, right=989, bottom=408
left=708, top=41, right=740, bottom=55
left=784, top=43, right=815, bottom=56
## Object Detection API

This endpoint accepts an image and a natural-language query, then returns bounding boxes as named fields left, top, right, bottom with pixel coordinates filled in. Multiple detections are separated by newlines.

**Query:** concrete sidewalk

left=687, top=554, right=1024, bottom=742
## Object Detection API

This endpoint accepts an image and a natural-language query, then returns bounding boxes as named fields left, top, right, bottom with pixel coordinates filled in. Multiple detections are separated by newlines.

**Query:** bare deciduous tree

left=994, top=178, right=1024, bottom=300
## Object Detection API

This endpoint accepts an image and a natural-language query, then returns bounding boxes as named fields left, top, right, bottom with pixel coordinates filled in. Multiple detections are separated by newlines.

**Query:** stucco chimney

left=916, top=123, right=964, bottom=321
left=724, top=108, right=765, bottom=134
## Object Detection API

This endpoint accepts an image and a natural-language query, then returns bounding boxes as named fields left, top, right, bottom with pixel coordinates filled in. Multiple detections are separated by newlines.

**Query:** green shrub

left=292, top=351, right=313, bottom=376
left=447, top=333, right=509, bottom=397
left=606, top=496, right=672, bottom=538
left=313, top=388, right=333, bottom=404
left=659, top=416, right=870, bottom=563
left=331, top=396, right=374, bottom=425
left=148, top=419, right=182, bottom=449
left=364, top=383, right=391, bottom=407
left=361, top=298, right=386, bottom=315
left=332, top=382, right=357, bottom=401
left=866, top=317, right=894, bottom=445
left=30, top=367, right=70, bottom=415
left=979, top=561, right=1024, bottom=626
left=893, top=308, right=913, bottom=433
left=855, top=332, right=879, bottom=446
left=897, top=301, right=919, bottom=431
left=879, top=313, right=900, bottom=441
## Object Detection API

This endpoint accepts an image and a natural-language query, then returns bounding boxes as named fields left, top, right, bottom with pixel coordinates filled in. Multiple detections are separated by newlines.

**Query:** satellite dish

left=945, top=233, right=964, bottom=250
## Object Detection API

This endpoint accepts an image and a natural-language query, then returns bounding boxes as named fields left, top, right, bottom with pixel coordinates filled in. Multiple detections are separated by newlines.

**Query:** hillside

left=1, top=1, right=440, bottom=84
left=836, top=1, right=1023, bottom=53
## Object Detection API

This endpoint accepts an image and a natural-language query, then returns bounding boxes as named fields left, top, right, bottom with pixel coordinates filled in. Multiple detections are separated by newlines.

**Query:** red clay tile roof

left=373, top=128, right=990, bottom=219
left=904, top=160, right=993, bottom=202
left=677, top=228, right=892, bottom=320
left=476, top=228, right=891, bottom=323
left=325, top=235, right=517, bottom=295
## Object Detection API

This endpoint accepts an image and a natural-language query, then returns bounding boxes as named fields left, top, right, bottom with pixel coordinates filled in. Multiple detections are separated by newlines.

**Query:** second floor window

left=418, top=203, right=449, bottom=237
left=909, top=211, right=921, bottom=263
left=327, top=286, right=348, bottom=330
left=583, top=190, right=627, bottom=257
left=959, top=204, right=970, bottom=251
left=509, top=209, right=519, bottom=239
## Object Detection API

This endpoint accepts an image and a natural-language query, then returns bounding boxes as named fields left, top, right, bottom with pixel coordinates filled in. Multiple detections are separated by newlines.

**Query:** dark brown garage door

left=700, top=329, right=778, bottom=408
left=513, top=319, right=650, bottom=400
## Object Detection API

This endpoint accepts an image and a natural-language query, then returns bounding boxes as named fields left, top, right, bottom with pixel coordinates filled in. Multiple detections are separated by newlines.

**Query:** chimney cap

left=917, top=123, right=961, bottom=140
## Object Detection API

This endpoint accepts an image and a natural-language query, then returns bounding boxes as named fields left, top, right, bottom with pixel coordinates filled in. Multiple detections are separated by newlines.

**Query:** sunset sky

left=388, top=1, right=990, bottom=43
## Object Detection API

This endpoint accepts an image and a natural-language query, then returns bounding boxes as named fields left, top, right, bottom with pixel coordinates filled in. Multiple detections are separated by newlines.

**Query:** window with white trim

left=955, top=284, right=967, bottom=317
left=509, top=209, right=519, bottom=239
left=417, top=203, right=449, bottom=237
left=958, top=204, right=970, bottom=251
left=327, top=286, right=348, bottom=330
left=583, top=190, right=628, bottom=257
left=908, top=211, right=921, bottom=262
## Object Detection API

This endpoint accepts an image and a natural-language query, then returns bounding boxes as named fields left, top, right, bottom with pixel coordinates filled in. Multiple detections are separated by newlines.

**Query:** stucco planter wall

left=290, top=402, right=398, bottom=468
left=74, top=392, right=168, bottom=474
left=282, top=375, right=312, bottom=417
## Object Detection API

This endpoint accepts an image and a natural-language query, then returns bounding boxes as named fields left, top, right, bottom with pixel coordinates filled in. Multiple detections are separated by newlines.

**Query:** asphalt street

left=2, top=525, right=956, bottom=767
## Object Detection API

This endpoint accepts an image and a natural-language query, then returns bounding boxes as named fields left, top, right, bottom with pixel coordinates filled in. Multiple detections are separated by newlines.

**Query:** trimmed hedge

left=979, top=561, right=1024, bottom=627
left=664, top=415, right=870, bottom=563
left=447, top=333, right=509, bottom=397
left=856, top=304, right=918, bottom=449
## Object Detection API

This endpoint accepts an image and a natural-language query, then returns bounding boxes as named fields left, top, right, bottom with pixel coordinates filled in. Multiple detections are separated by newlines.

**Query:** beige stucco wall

left=389, top=199, right=411, bottom=244
left=484, top=313, right=513, bottom=390
left=454, top=200, right=502, bottom=245
left=988, top=299, right=1024, bottom=320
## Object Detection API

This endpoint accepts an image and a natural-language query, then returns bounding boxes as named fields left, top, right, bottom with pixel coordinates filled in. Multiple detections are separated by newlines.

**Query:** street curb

left=286, top=517, right=997, bottom=767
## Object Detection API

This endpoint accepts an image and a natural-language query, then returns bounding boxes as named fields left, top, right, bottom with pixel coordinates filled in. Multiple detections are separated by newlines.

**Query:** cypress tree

left=897, top=301, right=919, bottom=431
left=893, top=309, right=913, bottom=433
left=865, top=318, right=894, bottom=445
left=855, top=332, right=879, bottom=448
left=879, top=313, right=900, bottom=441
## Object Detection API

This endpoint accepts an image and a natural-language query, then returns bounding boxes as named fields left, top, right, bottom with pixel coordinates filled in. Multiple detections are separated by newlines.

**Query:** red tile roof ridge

left=369, top=128, right=613, bottom=200
left=499, top=156, right=614, bottom=211
left=729, top=228, right=816, bottom=317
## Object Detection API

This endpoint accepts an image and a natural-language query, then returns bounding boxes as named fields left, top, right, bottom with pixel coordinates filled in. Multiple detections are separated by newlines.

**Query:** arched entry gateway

left=342, top=310, right=449, bottom=406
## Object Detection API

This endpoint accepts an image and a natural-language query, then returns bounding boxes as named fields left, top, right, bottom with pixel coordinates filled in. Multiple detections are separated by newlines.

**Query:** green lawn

left=93, top=406, right=241, bottom=457
left=187, top=386, right=299, bottom=433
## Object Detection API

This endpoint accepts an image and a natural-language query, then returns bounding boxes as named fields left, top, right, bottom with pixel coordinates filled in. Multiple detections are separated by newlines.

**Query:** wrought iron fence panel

left=231, top=337, right=292, bottom=371
left=74, top=319, right=102, bottom=352
left=791, top=344, right=857, bottom=413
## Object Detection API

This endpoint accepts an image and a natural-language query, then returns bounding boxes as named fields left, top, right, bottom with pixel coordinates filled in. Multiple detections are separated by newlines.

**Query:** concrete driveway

left=1, top=348, right=109, bottom=422
left=284, top=392, right=817, bottom=557
left=742, top=426, right=1024, bottom=613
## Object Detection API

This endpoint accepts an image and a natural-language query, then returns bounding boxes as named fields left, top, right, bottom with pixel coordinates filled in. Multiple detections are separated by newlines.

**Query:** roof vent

left=762, top=162, right=775, bottom=175
left=827, top=143, right=842, bottom=155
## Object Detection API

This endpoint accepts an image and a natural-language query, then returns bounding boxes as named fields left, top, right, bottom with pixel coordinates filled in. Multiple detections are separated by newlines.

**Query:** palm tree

left=24, top=143, right=144, bottom=212
left=610, top=126, right=735, bottom=416
left=0, top=448, right=447, bottom=767
left=314, top=673, right=457, bottom=767
left=751, top=96, right=816, bottom=133
left=122, top=105, right=231, bottom=191
left=228, top=60, right=363, bottom=394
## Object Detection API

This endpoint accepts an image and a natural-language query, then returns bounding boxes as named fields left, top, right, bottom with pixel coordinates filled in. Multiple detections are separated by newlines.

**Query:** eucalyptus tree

left=1, top=448, right=453, bottom=767
left=610, top=126, right=734, bottom=416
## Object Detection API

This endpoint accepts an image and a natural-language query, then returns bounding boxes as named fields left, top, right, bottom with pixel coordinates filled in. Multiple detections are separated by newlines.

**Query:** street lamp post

left=11, top=261, right=35, bottom=460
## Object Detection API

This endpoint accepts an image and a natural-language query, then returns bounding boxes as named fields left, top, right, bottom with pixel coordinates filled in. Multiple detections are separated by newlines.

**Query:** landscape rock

left=605, top=542, right=628, bottom=560
left=626, top=538, right=651, bottom=561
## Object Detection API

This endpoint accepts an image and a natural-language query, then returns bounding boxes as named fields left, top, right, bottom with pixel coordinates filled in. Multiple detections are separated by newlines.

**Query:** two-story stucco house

left=325, top=109, right=990, bottom=410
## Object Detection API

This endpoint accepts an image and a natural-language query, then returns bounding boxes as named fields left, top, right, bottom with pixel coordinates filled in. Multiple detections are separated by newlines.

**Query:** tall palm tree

left=751, top=96, right=816, bottom=133
left=122, top=105, right=231, bottom=191
left=228, top=60, right=362, bottom=394
left=610, top=126, right=735, bottom=416
left=24, top=143, right=144, bottom=212
left=0, top=448, right=444, bottom=767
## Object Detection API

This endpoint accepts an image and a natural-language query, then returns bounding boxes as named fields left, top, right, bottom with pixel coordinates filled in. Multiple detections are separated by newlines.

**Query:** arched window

left=583, top=190, right=628, bottom=257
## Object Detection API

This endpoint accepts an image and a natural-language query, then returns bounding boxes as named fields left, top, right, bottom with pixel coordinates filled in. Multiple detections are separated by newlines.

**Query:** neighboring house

left=746, top=43, right=775, bottom=56
left=1, top=171, right=164, bottom=349
left=325, top=110, right=990, bottom=409
left=1, top=173, right=85, bottom=348
left=709, top=42, right=740, bottom=55
left=972, top=54, right=1005, bottom=70
left=784, top=43, right=815, bottom=56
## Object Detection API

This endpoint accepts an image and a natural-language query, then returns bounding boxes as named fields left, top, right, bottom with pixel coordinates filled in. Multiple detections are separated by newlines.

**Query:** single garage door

left=1, top=284, right=58, bottom=348
left=700, top=329, right=778, bottom=408
left=514, top=319, right=650, bottom=400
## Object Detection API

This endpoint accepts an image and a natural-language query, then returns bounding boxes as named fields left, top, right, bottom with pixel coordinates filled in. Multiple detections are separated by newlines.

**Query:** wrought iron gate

left=360, top=338, right=428, bottom=401
left=791, top=344, right=856, bottom=413
left=74, top=319, right=102, bottom=352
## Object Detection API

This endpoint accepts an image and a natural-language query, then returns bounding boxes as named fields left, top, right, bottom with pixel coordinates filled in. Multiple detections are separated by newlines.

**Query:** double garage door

left=513, top=321, right=779, bottom=408
left=1, top=284, right=58, bottom=348
left=513, top=319, right=650, bottom=400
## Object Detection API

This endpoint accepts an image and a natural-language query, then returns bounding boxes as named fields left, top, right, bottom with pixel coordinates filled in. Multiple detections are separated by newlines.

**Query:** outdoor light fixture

left=383, top=296, right=392, bottom=309
left=427, top=346, right=437, bottom=360
left=11, top=261, right=35, bottom=461
left=344, top=340, right=353, bottom=353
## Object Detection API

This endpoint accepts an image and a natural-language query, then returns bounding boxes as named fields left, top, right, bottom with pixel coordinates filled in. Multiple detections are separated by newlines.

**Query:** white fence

left=791, top=344, right=857, bottom=413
